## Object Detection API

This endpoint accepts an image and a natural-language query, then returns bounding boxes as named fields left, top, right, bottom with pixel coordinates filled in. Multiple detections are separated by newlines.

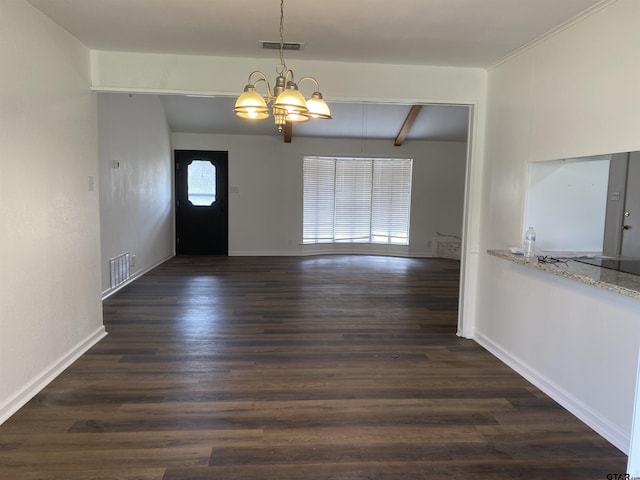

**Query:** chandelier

left=233, top=0, right=332, bottom=133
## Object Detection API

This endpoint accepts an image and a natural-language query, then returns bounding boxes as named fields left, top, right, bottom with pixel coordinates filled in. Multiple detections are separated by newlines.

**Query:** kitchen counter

left=487, top=249, right=640, bottom=300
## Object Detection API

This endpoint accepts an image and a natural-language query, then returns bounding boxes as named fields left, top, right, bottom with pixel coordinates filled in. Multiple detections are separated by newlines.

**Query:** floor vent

left=110, top=253, right=130, bottom=290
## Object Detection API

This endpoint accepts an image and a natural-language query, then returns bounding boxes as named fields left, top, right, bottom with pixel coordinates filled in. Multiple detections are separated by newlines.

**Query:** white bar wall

left=476, top=0, right=640, bottom=453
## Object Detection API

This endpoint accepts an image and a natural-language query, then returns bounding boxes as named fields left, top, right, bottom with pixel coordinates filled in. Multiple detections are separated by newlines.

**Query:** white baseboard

left=473, top=330, right=629, bottom=454
left=102, top=254, right=174, bottom=300
left=228, top=251, right=302, bottom=257
left=0, top=326, right=107, bottom=425
left=229, top=250, right=437, bottom=258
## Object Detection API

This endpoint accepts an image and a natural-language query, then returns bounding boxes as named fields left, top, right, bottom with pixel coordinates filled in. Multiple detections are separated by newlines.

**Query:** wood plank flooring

left=0, top=255, right=627, bottom=479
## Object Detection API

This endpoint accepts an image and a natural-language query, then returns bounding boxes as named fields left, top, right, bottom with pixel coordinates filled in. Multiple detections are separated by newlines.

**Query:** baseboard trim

left=474, top=330, right=629, bottom=454
left=229, top=250, right=437, bottom=258
left=228, top=251, right=301, bottom=257
left=102, top=254, right=174, bottom=300
left=0, top=326, right=107, bottom=426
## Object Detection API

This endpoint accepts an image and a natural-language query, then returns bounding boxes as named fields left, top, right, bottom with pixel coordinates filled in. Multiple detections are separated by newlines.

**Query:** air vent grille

left=110, top=252, right=130, bottom=290
left=261, top=41, right=303, bottom=51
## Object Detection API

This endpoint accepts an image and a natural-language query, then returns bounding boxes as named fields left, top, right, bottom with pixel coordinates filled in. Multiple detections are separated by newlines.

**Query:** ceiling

left=28, top=0, right=608, bottom=141
left=160, top=96, right=471, bottom=142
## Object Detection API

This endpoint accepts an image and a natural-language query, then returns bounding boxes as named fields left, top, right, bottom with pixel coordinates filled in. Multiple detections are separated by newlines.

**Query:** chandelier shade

left=233, top=86, right=270, bottom=119
left=233, top=0, right=331, bottom=132
left=273, top=84, right=309, bottom=114
left=285, top=112, right=311, bottom=123
left=305, top=92, right=332, bottom=119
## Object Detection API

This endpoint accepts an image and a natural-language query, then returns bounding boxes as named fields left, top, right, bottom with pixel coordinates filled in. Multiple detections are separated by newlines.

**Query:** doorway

left=175, top=150, right=228, bottom=255
left=604, top=151, right=640, bottom=258
left=621, top=151, right=640, bottom=258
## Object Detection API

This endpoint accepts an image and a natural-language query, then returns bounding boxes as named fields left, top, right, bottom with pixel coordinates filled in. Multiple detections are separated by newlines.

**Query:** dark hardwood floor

left=0, top=255, right=627, bottom=479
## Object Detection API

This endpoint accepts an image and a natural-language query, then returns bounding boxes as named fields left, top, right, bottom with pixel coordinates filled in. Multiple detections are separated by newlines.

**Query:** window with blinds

left=303, top=156, right=413, bottom=245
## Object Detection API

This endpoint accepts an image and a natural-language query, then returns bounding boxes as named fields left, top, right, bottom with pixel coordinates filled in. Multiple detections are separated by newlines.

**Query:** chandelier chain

left=233, top=0, right=331, bottom=129
left=277, top=0, right=286, bottom=75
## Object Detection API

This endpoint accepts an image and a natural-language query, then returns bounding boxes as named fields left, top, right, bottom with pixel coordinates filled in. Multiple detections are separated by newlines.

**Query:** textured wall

left=97, top=93, right=174, bottom=296
left=0, top=0, right=103, bottom=422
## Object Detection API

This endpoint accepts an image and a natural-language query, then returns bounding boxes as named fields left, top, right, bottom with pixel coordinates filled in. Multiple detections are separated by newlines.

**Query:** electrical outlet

left=130, top=255, right=136, bottom=267
left=427, top=240, right=432, bottom=249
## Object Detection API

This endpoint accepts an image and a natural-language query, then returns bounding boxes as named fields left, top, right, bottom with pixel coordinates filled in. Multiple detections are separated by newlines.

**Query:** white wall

left=90, top=51, right=486, bottom=106
left=171, top=133, right=467, bottom=257
left=524, top=156, right=610, bottom=252
left=477, top=0, right=640, bottom=453
left=0, top=0, right=104, bottom=423
left=98, top=93, right=174, bottom=296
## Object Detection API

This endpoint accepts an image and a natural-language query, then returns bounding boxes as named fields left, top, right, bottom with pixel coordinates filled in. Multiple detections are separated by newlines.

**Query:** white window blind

left=335, top=159, right=372, bottom=242
left=372, top=159, right=413, bottom=244
left=303, top=156, right=413, bottom=245
left=303, top=157, right=335, bottom=242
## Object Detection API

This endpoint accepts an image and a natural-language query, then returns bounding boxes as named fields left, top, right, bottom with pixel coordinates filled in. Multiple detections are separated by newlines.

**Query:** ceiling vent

left=260, top=41, right=303, bottom=51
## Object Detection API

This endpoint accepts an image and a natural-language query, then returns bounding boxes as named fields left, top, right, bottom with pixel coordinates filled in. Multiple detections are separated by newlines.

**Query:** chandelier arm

left=247, top=72, right=274, bottom=101
left=284, top=69, right=295, bottom=84
left=298, top=76, right=321, bottom=93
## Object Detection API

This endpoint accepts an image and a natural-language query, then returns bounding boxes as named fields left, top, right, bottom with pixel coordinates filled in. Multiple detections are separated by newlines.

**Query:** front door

left=175, top=150, right=228, bottom=255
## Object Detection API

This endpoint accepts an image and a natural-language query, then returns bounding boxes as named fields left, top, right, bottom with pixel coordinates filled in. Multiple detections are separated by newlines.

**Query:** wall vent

left=110, top=253, right=130, bottom=290
left=260, top=41, right=303, bottom=51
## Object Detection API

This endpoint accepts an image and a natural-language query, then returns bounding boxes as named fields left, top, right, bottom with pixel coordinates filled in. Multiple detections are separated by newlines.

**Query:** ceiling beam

left=284, top=121, right=293, bottom=143
left=394, top=105, right=422, bottom=147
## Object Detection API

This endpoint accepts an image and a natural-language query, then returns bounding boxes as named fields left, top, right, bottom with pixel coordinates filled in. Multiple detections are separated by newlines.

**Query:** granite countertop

left=487, top=249, right=640, bottom=300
